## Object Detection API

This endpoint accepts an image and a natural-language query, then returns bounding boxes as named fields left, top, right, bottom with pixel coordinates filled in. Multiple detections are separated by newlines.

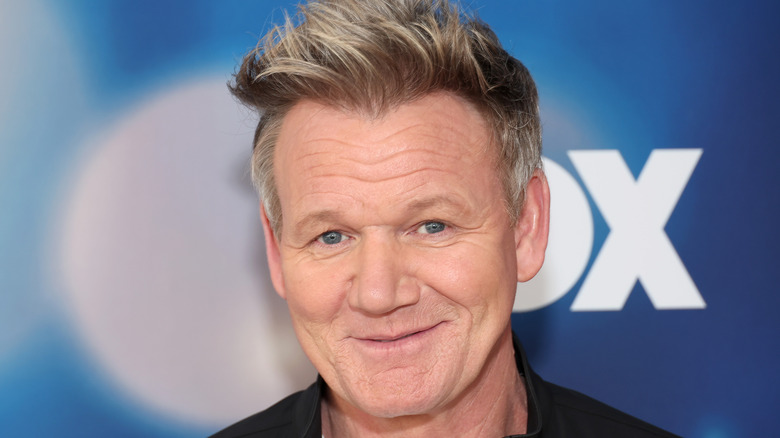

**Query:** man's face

left=266, top=93, right=527, bottom=417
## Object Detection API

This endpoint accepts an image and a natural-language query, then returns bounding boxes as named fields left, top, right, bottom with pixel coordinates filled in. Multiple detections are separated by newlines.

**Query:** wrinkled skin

left=262, top=92, right=550, bottom=436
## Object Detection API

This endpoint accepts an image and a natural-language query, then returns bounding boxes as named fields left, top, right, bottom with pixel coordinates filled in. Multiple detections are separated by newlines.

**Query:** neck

left=321, top=328, right=527, bottom=438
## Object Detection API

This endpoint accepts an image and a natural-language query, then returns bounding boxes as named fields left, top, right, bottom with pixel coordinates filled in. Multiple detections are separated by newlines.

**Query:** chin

left=343, top=375, right=453, bottom=419
left=357, top=396, right=443, bottom=419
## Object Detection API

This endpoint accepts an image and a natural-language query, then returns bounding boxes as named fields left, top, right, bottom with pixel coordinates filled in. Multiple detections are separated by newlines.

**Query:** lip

left=351, top=322, right=445, bottom=353
left=357, top=322, right=442, bottom=342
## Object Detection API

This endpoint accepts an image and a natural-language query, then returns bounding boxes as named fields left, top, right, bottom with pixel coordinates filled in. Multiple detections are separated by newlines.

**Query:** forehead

left=272, top=93, right=503, bottom=227
left=275, top=93, right=494, bottom=172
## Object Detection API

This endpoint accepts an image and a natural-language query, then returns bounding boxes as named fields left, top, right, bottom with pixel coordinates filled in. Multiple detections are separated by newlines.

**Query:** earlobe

left=260, top=205, right=287, bottom=299
left=515, top=169, right=551, bottom=282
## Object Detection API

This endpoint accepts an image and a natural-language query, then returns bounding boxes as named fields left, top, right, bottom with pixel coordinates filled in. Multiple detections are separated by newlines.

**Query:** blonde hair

left=231, top=0, right=541, bottom=234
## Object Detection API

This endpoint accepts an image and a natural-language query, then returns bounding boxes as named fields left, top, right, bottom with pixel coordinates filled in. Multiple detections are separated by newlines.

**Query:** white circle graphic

left=59, top=79, right=315, bottom=427
left=514, top=157, right=594, bottom=312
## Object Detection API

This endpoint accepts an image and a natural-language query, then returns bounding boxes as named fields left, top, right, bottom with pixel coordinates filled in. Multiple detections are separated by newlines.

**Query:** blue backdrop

left=1, top=1, right=778, bottom=437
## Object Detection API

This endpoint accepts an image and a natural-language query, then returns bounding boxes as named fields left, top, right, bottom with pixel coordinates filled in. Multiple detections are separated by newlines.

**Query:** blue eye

left=318, top=231, right=344, bottom=245
left=420, top=221, right=446, bottom=234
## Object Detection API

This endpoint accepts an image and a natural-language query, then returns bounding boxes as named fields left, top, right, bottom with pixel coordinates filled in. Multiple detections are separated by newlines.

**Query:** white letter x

left=569, top=149, right=706, bottom=311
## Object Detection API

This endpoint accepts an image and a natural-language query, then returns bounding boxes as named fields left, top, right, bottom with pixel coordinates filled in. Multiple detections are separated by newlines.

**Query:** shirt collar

left=508, top=331, right=546, bottom=437
left=291, top=375, right=323, bottom=438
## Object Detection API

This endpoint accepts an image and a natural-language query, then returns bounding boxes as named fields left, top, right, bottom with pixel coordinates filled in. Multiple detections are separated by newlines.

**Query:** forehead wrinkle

left=296, top=137, right=360, bottom=152
left=292, top=117, right=480, bottom=156
left=362, top=121, right=475, bottom=150
left=375, top=125, right=487, bottom=162
left=335, top=147, right=465, bottom=171
left=294, top=136, right=469, bottom=167
left=305, top=166, right=456, bottom=185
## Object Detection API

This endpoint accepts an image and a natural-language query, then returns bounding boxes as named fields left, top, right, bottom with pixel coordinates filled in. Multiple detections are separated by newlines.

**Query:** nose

left=348, top=233, right=420, bottom=315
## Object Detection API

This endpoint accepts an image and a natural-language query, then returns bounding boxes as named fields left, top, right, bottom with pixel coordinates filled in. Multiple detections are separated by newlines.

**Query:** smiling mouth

left=373, top=332, right=419, bottom=343
left=364, top=322, right=443, bottom=343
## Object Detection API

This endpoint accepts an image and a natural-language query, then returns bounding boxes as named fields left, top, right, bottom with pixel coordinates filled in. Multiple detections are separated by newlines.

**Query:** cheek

left=282, top=260, right=347, bottom=329
left=414, top=239, right=517, bottom=312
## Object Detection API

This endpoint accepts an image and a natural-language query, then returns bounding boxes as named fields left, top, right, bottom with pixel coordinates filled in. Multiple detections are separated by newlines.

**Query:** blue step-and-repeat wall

left=1, top=1, right=778, bottom=437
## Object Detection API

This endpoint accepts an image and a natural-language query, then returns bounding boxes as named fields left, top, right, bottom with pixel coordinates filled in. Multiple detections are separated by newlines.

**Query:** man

left=213, top=0, right=678, bottom=436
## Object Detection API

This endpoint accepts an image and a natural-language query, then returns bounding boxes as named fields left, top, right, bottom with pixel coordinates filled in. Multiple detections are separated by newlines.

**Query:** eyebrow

left=292, top=210, right=344, bottom=236
left=403, top=194, right=469, bottom=216
left=291, top=194, right=469, bottom=235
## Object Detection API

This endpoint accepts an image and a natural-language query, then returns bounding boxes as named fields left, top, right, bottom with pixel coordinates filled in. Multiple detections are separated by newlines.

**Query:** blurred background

left=1, top=0, right=778, bottom=436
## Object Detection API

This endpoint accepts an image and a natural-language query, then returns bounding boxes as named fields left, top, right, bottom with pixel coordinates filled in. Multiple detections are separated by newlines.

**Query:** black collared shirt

left=211, top=334, right=679, bottom=437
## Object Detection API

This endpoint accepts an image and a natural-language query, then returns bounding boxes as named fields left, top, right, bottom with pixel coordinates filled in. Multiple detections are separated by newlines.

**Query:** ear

left=260, top=204, right=287, bottom=299
left=514, top=169, right=551, bottom=282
